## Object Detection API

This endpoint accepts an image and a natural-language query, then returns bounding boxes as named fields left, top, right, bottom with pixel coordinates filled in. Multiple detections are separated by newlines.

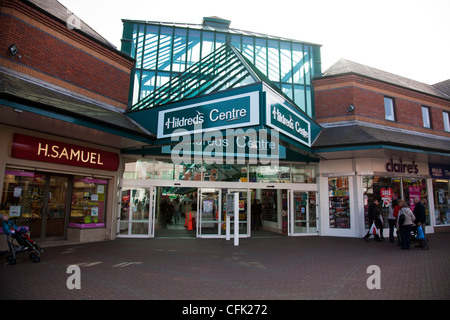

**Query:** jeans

left=400, top=224, right=413, bottom=249
left=388, top=219, right=396, bottom=243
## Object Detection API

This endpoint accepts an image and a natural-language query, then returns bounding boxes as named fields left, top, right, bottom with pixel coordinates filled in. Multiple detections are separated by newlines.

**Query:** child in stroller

left=2, top=219, right=43, bottom=265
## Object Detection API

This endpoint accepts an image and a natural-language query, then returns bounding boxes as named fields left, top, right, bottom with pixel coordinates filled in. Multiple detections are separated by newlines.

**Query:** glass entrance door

left=290, top=191, right=318, bottom=235
left=197, top=188, right=250, bottom=238
left=44, top=175, right=68, bottom=238
left=198, top=188, right=221, bottom=237
left=119, top=187, right=153, bottom=238
left=224, top=189, right=250, bottom=237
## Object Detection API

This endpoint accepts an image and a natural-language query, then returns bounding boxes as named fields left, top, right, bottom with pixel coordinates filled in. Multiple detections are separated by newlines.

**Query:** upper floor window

left=444, top=111, right=450, bottom=132
left=384, top=97, right=395, bottom=121
left=421, top=106, right=431, bottom=128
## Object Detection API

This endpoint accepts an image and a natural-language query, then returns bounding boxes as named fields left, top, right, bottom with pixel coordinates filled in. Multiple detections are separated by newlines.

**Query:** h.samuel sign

left=157, top=91, right=259, bottom=139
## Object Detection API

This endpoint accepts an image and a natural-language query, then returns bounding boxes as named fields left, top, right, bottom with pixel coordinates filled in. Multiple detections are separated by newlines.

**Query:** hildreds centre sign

left=157, top=91, right=259, bottom=139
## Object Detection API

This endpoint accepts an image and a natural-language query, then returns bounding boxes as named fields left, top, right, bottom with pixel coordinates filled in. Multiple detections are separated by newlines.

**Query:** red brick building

left=0, top=0, right=154, bottom=245
left=313, top=59, right=450, bottom=237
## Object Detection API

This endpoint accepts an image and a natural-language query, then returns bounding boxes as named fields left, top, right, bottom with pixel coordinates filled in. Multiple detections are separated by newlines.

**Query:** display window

left=124, top=159, right=317, bottom=184
left=69, top=177, right=108, bottom=227
left=432, top=179, right=449, bottom=226
left=362, top=176, right=401, bottom=228
left=362, top=176, right=429, bottom=228
left=1, top=169, right=103, bottom=238
left=328, top=177, right=350, bottom=229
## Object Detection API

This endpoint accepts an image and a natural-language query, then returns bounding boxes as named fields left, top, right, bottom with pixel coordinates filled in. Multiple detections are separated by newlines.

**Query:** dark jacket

left=368, top=202, right=380, bottom=224
left=413, top=201, right=426, bottom=224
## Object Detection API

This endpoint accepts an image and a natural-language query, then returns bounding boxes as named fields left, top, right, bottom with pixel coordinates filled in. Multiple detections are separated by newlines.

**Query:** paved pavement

left=1, top=232, right=449, bottom=303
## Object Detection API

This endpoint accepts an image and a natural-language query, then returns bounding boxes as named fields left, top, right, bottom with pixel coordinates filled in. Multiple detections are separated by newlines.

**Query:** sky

left=58, top=0, right=450, bottom=85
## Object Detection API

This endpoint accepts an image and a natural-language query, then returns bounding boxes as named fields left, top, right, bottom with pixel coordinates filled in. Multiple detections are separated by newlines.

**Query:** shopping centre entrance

left=118, top=180, right=318, bottom=239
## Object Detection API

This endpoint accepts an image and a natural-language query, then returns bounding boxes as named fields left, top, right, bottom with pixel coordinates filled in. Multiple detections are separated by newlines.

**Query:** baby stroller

left=2, top=220, right=43, bottom=265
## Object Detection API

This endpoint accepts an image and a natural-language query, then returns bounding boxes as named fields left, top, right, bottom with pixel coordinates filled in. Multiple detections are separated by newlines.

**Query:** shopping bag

left=416, top=225, right=425, bottom=241
left=370, top=222, right=378, bottom=235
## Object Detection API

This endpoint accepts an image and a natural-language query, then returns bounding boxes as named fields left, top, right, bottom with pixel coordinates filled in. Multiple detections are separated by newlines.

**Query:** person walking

left=363, top=198, right=382, bottom=242
left=398, top=202, right=415, bottom=250
left=173, top=198, right=181, bottom=224
left=394, top=199, right=405, bottom=246
left=387, top=199, right=397, bottom=243
left=413, top=197, right=429, bottom=250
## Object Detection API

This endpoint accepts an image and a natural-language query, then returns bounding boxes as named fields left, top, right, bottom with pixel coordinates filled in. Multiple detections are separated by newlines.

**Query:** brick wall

left=314, top=75, right=450, bottom=137
left=0, top=0, right=134, bottom=110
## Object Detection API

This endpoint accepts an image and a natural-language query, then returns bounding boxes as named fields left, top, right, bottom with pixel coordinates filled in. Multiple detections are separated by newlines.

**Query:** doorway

left=155, top=186, right=197, bottom=238
left=117, top=181, right=318, bottom=238
left=289, top=191, right=318, bottom=235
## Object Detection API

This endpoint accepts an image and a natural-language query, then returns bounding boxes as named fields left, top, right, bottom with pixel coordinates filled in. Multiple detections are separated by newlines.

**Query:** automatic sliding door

left=119, top=187, right=152, bottom=238
left=198, top=188, right=221, bottom=237
left=290, top=191, right=318, bottom=235
left=198, top=187, right=250, bottom=238
left=223, top=189, right=250, bottom=237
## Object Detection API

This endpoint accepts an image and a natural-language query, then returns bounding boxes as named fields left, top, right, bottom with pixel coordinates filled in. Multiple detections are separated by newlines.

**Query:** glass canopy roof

left=131, top=43, right=261, bottom=111
left=122, top=18, right=321, bottom=118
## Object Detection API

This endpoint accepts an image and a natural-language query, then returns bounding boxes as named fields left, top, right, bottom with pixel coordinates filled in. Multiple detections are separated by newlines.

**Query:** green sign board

left=265, top=91, right=311, bottom=147
left=157, top=91, right=259, bottom=139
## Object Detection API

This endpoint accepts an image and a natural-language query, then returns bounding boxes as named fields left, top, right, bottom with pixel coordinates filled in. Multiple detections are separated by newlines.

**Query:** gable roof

left=322, top=59, right=450, bottom=100
left=432, top=79, right=450, bottom=98
left=24, top=0, right=117, bottom=49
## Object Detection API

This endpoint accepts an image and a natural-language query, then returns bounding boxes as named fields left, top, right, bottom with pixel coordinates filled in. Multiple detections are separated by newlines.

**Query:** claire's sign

left=11, top=134, right=119, bottom=171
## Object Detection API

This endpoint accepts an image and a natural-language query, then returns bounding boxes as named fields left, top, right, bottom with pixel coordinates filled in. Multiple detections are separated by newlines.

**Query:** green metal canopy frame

left=130, top=43, right=260, bottom=111
left=125, top=43, right=322, bottom=162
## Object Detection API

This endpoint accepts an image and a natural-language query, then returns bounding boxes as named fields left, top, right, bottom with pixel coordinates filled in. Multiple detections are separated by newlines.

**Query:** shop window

left=363, top=176, right=429, bottom=227
left=403, top=178, right=429, bottom=225
left=384, top=97, right=396, bottom=121
left=1, top=170, right=45, bottom=237
left=328, top=177, right=350, bottom=229
left=433, top=179, right=450, bottom=226
left=175, top=163, right=202, bottom=181
left=363, top=176, right=401, bottom=228
left=292, top=164, right=315, bottom=183
left=202, top=163, right=247, bottom=182
left=249, top=165, right=290, bottom=183
left=154, top=160, right=175, bottom=180
left=124, top=160, right=154, bottom=179
left=69, top=177, right=107, bottom=227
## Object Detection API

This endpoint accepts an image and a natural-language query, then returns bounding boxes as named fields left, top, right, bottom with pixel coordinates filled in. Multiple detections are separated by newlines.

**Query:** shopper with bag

left=413, top=197, right=429, bottom=250
left=363, top=198, right=382, bottom=242
left=398, top=202, right=415, bottom=250
left=387, top=199, right=398, bottom=243
left=394, top=199, right=405, bottom=246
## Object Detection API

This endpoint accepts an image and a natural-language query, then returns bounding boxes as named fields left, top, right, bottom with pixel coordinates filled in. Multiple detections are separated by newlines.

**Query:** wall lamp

left=347, top=104, right=355, bottom=113
left=8, top=44, right=18, bottom=56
